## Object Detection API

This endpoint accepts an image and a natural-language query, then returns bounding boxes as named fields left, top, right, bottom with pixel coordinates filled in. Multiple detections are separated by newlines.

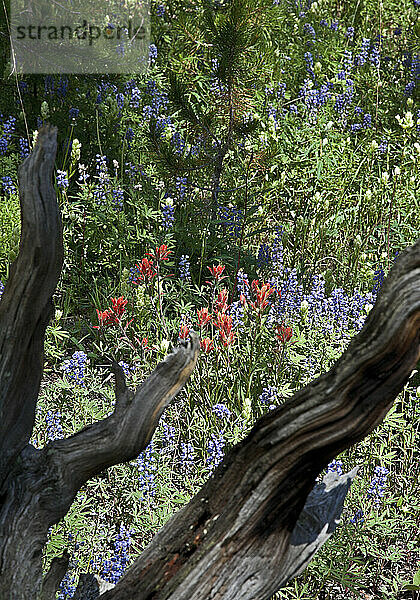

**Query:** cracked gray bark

left=0, top=125, right=419, bottom=600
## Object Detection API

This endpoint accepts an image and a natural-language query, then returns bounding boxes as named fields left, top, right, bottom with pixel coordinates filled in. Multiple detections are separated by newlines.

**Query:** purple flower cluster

left=334, top=78, right=354, bottom=115
left=0, top=114, right=16, bottom=155
left=1, top=176, right=16, bottom=196
left=178, top=255, right=191, bottom=280
left=56, top=170, right=69, bottom=189
left=142, top=79, right=169, bottom=120
left=93, top=154, right=124, bottom=211
left=124, top=161, right=138, bottom=181
left=270, top=231, right=283, bottom=271
left=95, top=79, right=118, bottom=105
left=378, top=139, right=388, bottom=155
left=69, top=107, right=79, bottom=120
left=236, top=269, right=251, bottom=299
left=367, top=466, right=389, bottom=502
left=228, top=299, right=245, bottom=332
left=125, top=127, right=134, bottom=144
left=303, top=22, right=316, bottom=43
left=304, top=51, right=314, bottom=78
left=265, top=83, right=286, bottom=100
left=175, top=176, right=187, bottom=201
left=350, top=508, right=365, bottom=525
left=57, top=569, right=77, bottom=599
left=99, top=524, right=134, bottom=584
left=212, top=403, right=232, bottom=419
left=149, top=44, right=158, bottom=63
left=93, top=155, right=111, bottom=205
left=161, top=420, right=176, bottom=448
left=155, top=115, right=173, bottom=138
left=300, top=79, right=331, bottom=120
left=161, top=201, right=175, bottom=229
left=112, top=188, right=124, bottom=211
left=129, top=86, right=141, bottom=109
left=19, top=137, right=30, bottom=159
left=44, top=75, right=69, bottom=99
left=355, top=38, right=371, bottom=67
left=118, top=361, right=136, bottom=376
left=259, top=386, right=278, bottom=408
left=169, top=131, right=185, bottom=155
left=206, top=434, right=225, bottom=472
left=404, top=54, right=419, bottom=96
left=116, top=92, right=125, bottom=113
left=350, top=111, right=373, bottom=132
left=372, top=267, right=385, bottom=294
left=45, top=410, right=64, bottom=441
left=260, top=387, right=278, bottom=411
left=363, top=113, right=372, bottom=127
left=263, top=239, right=381, bottom=338
left=0, top=281, right=4, bottom=298
left=267, top=103, right=278, bottom=122
left=257, top=244, right=271, bottom=268
left=179, top=442, right=195, bottom=473
left=370, top=45, right=380, bottom=67
left=327, top=459, right=343, bottom=475
left=271, top=267, right=303, bottom=315
left=136, top=441, right=157, bottom=498
left=343, top=50, right=353, bottom=74
left=62, top=351, right=88, bottom=386
left=219, top=205, right=243, bottom=238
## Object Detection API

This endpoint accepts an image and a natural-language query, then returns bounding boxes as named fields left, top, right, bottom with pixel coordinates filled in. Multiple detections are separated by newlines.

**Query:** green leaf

left=402, top=584, right=420, bottom=591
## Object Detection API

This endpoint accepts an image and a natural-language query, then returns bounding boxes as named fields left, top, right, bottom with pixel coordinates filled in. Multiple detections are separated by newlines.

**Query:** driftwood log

left=0, top=126, right=419, bottom=600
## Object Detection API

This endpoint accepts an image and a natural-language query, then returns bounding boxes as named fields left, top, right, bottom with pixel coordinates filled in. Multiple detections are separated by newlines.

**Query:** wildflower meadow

left=0, top=0, right=419, bottom=597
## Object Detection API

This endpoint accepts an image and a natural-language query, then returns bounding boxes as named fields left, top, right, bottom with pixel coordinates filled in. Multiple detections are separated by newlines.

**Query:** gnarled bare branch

left=0, top=124, right=63, bottom=490
left=0, top=335, right=199, bottom=600
left=40, top=551, right=70, bottom=600
left=47, top=335, right=200, bottom=496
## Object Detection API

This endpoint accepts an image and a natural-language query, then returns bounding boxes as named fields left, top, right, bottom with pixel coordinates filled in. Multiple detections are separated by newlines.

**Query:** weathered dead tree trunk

left=0, top=126, right=419, bottom=600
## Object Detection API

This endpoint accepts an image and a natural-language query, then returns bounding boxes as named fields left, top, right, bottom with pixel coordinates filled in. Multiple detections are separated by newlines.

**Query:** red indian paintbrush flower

left=215, top=288, right=229, bottom=313
left=200, top=337, right=214, bottom=353
left=137, top=336, right=155, bottom=351
left=133, top=257, right=156, bottom=283
left=220, top=329, right=235, bottom=347
left=179, top=324, right=190, bottom=339
left=250, top=280, right=275, bottom=313
left=147, top=244, right=172, bottom=262
left=197, top=307, right=211, bottom=327
left=94, top=309, right=118, bottom=328
left=206, top=264, right=227, bottom=283
left=213, top=312, right=235, bottom=346
left=276, top=323, right=294, bottom=343
left=111, top=296, right=128, bottom=316
left=93, top=296, right=129, bottom=328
